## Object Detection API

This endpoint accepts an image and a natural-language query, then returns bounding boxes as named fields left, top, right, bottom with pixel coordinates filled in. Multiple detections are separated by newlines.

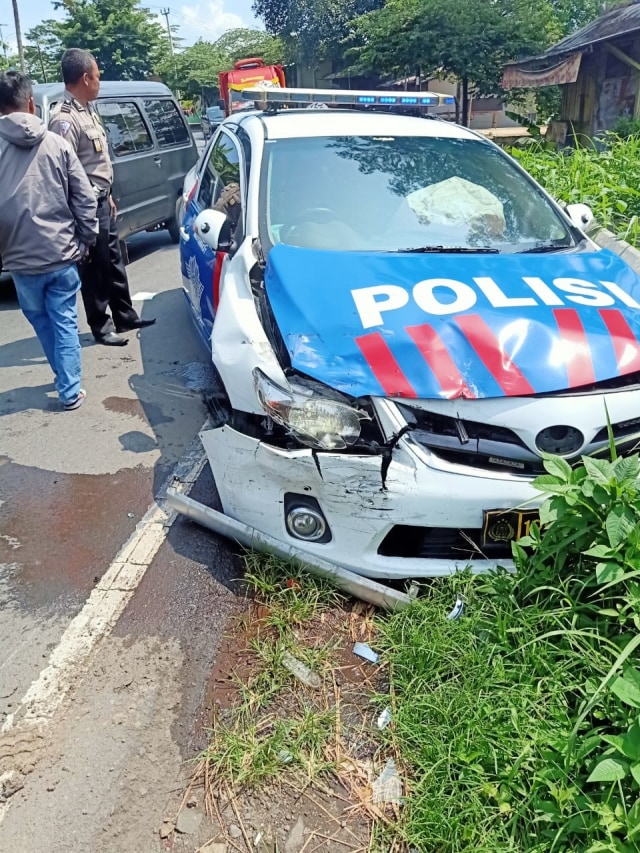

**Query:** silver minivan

left=33, top=80, right=199, bottom=244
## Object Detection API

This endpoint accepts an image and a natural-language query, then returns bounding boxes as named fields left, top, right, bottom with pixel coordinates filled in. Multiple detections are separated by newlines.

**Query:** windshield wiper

left=519, top=243, right=572, bottom=254
left=396, top=245, right=499, bottom=254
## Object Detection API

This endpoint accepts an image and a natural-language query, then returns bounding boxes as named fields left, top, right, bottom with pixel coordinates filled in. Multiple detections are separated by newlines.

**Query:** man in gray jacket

left=0, top=70, right=98, bottom=410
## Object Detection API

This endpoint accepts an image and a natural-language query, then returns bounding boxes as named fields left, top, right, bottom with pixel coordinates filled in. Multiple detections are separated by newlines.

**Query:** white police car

left=179, top=87, right=640, bottom=579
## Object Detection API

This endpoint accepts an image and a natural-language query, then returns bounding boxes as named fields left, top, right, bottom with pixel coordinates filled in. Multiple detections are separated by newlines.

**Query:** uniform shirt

left=49, top=91, right=113, bottom=189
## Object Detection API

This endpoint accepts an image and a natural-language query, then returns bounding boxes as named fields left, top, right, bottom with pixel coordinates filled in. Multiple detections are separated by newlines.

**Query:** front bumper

left=200, top=423, right=543, bottom=579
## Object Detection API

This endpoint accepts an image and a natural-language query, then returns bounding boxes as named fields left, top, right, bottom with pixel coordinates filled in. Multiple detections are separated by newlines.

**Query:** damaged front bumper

left=198, top=422, right=542, bottom=580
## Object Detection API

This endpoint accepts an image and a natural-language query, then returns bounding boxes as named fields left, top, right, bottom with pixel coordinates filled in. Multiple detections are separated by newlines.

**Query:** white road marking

left=1, top=422, right=210, bottom=735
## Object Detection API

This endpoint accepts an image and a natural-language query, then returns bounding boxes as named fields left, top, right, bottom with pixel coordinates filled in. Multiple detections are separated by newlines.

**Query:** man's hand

left=110, top=196, right=118, bottom=218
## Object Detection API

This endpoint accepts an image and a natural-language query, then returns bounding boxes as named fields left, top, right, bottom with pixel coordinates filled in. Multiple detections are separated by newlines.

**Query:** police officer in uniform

left=49, top=48, right=155, bottom=346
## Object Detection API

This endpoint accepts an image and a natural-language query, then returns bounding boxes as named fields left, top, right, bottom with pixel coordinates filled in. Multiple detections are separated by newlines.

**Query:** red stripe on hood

left=455, top=314, right=535, bottom=396
left=600, top=308, right=640, bottom=375
left=406, top=323, right=475, bottom=399
left=356, top=332, right=417, bottom=398
left=553, top=308, right=595, bottom=387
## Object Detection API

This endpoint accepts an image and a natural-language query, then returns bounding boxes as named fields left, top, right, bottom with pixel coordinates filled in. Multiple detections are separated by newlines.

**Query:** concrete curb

left=593, top=226, right=640, bottom=275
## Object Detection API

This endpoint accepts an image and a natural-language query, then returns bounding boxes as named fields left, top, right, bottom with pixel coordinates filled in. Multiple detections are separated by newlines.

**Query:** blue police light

left=240, top=87, right=456, bottom=110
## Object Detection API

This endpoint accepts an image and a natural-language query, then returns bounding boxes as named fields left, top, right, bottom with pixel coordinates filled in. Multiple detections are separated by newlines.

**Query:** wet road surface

left=0, top=219, right=247, bottom=851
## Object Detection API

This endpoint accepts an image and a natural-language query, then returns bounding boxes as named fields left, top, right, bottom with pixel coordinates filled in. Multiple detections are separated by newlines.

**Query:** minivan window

left=97, top=101, right=153, bottom=156
left=143, top=99, right=190, bottom=147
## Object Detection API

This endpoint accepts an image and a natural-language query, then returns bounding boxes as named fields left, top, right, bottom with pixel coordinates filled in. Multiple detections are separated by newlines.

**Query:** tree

left=351, top=0, right=558, bottom=125
left=154, top=30, right=284, bottom=99
left=25, top=0, right=170, bottom=82
left=156, top=39, right=226, bottom=97
left=252, top=0, right=383, bottom=64
left=213, top=28, right=284, bottom=66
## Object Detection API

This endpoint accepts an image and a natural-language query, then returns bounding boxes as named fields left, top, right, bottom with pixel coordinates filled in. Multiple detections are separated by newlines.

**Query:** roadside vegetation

left=190, top=431, right=640, bottom=852
left=377, top=433, right=640, bottom=852
left=510, top=133, right=640, bottom=248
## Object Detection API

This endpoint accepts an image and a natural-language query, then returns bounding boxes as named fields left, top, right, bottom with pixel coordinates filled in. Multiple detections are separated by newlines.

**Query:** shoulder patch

left=59, top=120, right=72, bottom=137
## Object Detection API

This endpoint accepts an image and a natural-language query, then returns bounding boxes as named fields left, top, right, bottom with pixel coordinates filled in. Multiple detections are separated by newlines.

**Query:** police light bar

left=240, top=86, right=456, bottom=108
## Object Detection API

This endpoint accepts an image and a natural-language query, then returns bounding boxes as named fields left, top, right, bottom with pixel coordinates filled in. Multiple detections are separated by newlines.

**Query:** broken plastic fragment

left=372, top=758, right=403, bottom=804
left=353, top=642, right=379, bottom=663
left=281, top=651, right=322, bottom=689
left=377, top=707, right=392, bottom=729
left=446, top=595, right=465, bottom=620
left=278, top=749, right=294, bottom=764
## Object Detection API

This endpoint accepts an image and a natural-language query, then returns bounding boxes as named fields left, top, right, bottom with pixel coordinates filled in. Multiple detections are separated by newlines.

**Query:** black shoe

left=95, top=332, right=129, bottom=346
left=116, top=318, right=156, bottom=332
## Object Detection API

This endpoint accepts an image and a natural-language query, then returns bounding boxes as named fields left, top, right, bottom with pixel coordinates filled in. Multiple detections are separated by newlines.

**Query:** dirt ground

left=159, top=595, right=404, bottom=853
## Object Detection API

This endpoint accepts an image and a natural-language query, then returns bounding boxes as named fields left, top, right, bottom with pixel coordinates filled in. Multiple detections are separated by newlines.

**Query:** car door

left=180, top=130, right=243, bottom=345
left=96, top=99, right=167, bottom=235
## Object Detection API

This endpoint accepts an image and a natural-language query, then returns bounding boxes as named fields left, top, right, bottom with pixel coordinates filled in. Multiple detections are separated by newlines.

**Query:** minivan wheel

left=167, top=197, right=181, bottom=244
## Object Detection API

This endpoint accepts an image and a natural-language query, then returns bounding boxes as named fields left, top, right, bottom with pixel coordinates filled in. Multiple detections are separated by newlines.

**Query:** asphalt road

left=0, top=205, right=248, bottom=851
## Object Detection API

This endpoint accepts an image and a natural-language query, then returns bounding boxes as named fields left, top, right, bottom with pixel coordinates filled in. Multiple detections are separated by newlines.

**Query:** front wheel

left=166, top=196, right=182, bottom=244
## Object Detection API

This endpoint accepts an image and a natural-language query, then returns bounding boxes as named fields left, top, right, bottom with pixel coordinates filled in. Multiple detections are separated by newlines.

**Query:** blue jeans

left=13, top=264, right=82, bottom=405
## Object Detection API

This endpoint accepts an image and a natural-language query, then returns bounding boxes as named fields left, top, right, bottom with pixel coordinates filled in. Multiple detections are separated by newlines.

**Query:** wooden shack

left=503, top=0, right=640, bottom=139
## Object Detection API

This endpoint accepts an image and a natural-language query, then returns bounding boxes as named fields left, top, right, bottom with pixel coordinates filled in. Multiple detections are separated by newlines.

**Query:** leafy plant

left=379, top=433, right=640, bottom=851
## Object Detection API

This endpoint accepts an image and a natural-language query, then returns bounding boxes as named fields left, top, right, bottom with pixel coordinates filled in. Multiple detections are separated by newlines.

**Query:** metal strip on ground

left=1, top=421, right=210, bottom=735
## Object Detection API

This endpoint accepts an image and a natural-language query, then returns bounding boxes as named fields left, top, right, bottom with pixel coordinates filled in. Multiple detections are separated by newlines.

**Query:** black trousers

left=80, top=196, right=139, bottom=338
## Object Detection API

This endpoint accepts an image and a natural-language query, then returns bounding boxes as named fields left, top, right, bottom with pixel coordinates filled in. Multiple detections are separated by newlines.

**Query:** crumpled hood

left=0, top=113, right=46, bottom=148
left=264, top=244, right=640, bottom=400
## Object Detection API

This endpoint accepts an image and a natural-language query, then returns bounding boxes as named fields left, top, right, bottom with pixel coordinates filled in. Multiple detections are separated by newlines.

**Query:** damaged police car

left=179, top=87, right=640, bottom=580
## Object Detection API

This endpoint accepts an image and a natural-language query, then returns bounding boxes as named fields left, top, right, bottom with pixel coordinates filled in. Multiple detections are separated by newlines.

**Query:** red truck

left=218, top=58, right=286, bottom=116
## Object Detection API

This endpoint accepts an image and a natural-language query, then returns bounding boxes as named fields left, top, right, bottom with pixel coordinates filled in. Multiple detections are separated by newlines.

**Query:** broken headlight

left=253, top=368, right=369, bottom=450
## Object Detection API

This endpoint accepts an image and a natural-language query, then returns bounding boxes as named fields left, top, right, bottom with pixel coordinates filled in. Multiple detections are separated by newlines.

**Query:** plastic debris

left=372, top=758, right=403, bottom=804
left=278, top=749, right=294, bottom=764
left=407, top=582, right=420, bottom=599
left=353, top=642, right=379, bottom=663
left=446, top=595, right=465, bottom=620
left=377, top=707, right=392, bottom=729
left=127, top=512, right=135, bottom=519
left=281, top=651, right=322, bottom=689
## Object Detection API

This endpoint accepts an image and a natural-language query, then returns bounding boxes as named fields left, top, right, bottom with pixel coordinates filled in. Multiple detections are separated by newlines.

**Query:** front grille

left=397, top=404, right=545, bottom=476
left=398, top=403, right=640, bottom=476
left=379, top=525, right=512, bottom=561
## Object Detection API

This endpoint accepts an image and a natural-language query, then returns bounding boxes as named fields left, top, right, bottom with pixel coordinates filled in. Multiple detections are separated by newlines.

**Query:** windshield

left=259, top=135, right=574, bottom=254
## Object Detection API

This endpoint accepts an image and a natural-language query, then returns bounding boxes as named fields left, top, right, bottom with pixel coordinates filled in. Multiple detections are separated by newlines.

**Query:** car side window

left=143, top=98, right=190, bottom=148
left=198, top=131, right=241, bottom=206
left=96, top=101, right=153, bottom=155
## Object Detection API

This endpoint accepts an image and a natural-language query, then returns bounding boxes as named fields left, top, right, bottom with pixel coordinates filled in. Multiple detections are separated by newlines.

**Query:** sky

left=0, top=0, right=261, bottom=55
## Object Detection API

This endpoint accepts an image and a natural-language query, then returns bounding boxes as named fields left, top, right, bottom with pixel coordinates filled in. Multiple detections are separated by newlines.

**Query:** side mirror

left=564, top=203, right=595, bottom=232
left=194, top=209, right=228, bottom=251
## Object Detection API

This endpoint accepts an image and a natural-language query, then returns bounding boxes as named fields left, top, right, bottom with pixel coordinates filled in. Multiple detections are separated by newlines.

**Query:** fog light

left=286, top=506, right=327, bottom=541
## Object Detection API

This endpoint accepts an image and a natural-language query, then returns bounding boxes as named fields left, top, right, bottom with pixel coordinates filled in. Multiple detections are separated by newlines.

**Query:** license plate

left=482, top=509, right=539, bottom=547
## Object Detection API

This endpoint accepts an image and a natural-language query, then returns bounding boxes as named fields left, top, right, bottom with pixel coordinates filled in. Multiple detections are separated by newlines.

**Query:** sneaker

left=64, top=389, right=86, bottom=411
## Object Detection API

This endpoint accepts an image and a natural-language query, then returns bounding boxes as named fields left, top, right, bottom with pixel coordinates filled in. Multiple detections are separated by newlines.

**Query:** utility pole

left=35, top=38, right=46, bottom=82
left=161, top=7, right=179, bottom=97
left=0, top=24, right=8, bottom=62
left=11, top=0, right=25, bottom=71
left=161, top=8, right=174, bottom=56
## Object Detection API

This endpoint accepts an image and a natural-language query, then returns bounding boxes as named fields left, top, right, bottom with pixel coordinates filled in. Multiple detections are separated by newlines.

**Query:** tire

left=166, top=196, right=181, bottom=244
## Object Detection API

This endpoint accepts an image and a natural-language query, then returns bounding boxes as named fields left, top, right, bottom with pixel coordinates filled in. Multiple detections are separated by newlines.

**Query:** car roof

left=33, top=80, right=175, bottom=102
left=225, top=108, right=481, bottom=141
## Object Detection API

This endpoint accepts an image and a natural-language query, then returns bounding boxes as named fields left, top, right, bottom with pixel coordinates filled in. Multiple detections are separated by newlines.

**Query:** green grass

left=373, top=576, right=577, bottom=852
left=510, top=134, right=640, bottom=247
